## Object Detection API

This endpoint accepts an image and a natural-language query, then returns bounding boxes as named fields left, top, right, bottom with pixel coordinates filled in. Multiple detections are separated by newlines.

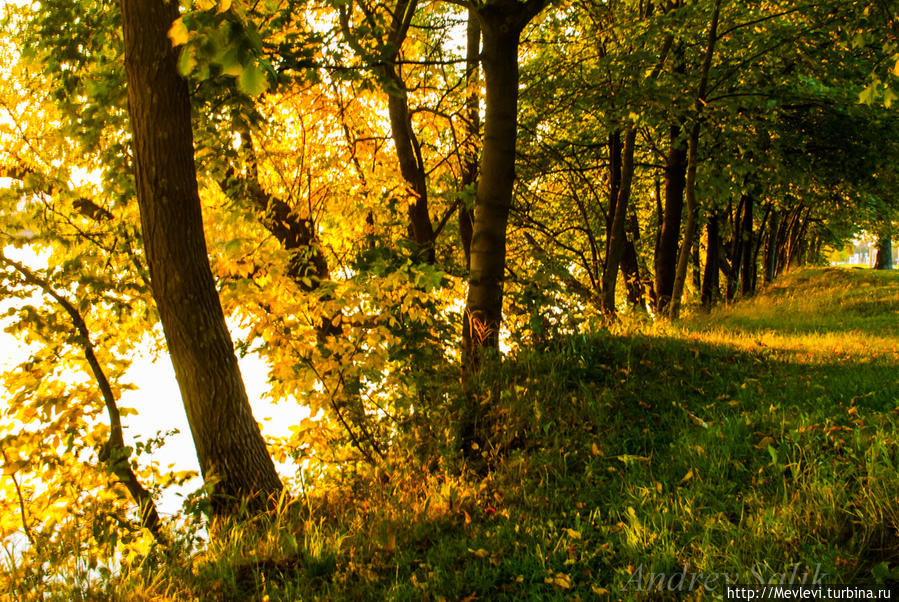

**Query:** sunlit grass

left=7, top=266, right=899, bottom=600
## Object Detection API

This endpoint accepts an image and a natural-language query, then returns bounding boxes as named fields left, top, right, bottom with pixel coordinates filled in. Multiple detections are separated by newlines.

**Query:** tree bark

left=740, top=192, right=754, bottom=295
left=121, top=0, right=281, bottom=514
left=620, top=212, right=646, bottom=310
left=339, top=0, right=435, bottom=262
left=462, top=0, right=546, bottom=368
left=601, top=125, right=637, bottom=317
left=459, top=8, right=480, bottom=272
left=875, top=234, right=893, bottom=270
left=701, top=212, right=720, bottom=309
left=668, top=0, right=720, bottom=319
left=764, top=210, right=779, bottom=283
left=654, top=125, right=687, bottom=313
left=725, top=196, right=745, bottom=301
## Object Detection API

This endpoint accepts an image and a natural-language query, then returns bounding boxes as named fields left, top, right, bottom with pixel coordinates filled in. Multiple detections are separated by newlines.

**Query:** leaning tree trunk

left=121, top=0, right=282, bottom=514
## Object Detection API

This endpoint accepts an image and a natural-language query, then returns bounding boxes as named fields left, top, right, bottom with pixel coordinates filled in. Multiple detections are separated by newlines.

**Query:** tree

left=120, top=0, right=281, bottom=513
left=462, top=0, right=548, bottom=368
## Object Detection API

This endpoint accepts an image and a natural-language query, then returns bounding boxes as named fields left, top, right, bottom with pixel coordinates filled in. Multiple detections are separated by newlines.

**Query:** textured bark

left=764, top=210, right=779, bottom=283
left=740, top=192, right=754, bottom=295
left=121, top=0, right=281, bottom=514
left=459, top=8, right=480, bottom=272
left=463, top=0, right=546, bottom=368
left=725, top=196, right=744, bottom=301
left=654, top=125, right=687, bottom=313
left=700, top=213, right=720, bottom=309
left=620, top=212, right=646, bottom=309
left=601, top=125, right=637, bottom=316
left=875, top=234, right=893, bottom=270
left=691, top=234, right=701, bottom=293
left=605, top=130, right=623, bottom=268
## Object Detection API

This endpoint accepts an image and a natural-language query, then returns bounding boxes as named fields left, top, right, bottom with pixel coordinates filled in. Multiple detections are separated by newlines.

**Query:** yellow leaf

left=217, top=0, right=232, bottom=12
left=168, top=17, right=189, bottom=47
left=563, top=528, right=581, bottom=540
left=755, top=436, right=775, bottom=450
left=544, top=572, right=572, bottom=589
left=591, top=442, right=600, bottom=456
left=655, top=481, right=663, bottom=494
left=469, top=548, right=489, bottom=558
left=680, top=468, right=694, bottom=483
left=592, top=585, right=610, bottom=595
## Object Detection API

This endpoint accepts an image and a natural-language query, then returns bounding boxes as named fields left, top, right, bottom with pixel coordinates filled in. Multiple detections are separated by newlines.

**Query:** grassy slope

left=122, top=267, right=899, bottom=601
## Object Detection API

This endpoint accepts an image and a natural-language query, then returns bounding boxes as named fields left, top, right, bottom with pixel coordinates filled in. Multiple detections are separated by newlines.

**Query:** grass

left=56, top=268, right=899, bottom=599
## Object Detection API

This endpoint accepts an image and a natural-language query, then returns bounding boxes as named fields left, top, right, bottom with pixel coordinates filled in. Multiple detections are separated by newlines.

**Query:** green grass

left=101, top=268, right=899, bottom=599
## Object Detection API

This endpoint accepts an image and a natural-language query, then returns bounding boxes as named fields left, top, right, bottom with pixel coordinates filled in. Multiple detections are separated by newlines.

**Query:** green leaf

left=238, top=62, right=268, bottom=96
left=177, top=46, right=197, bottom=76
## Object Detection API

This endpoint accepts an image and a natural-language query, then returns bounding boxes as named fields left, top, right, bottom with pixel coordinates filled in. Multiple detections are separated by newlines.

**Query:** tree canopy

left=1, top=0, right=898, bottom=596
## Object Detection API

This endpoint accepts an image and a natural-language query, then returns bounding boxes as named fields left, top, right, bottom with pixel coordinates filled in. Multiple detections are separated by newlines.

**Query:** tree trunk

left=121, top=0, right=281, bottom=514
left=691, top=233, right=701, bottom=293
left=668, top=0, right=719, bottom=319
left=875, top=234, right=893, bottom=270
left=764, top=210, right=779, bottom=283
left=668, top=121, right=701, bottom=318
left=701, top=212, right=720, bottom=309
left=462, top=0, right=545, bottom=368
left=601, top=125, right=637, bottom=317
left=740, top=192, right=754, bottom=295
left=725, top=196, right=745, bottom=301
left=654, top=125, right=687, bottom=313
left=459, top=8, right=480, bottom=272
left=620, top=212, right=646, bottom=310
left=605, top=130, right=622, bottom=269
left=385, top=66, right=435, bottom=263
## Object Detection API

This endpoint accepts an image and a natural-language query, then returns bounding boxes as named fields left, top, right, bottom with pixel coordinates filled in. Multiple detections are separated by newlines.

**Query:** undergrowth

left=8, top=267, right=899, bottom=600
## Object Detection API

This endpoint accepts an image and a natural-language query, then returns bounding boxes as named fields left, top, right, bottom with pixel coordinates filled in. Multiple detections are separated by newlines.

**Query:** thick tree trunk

left=654, top=125, right=687, bottom=313
left=121, top=0, right=281, bottom=514
left=463, top=0, right=546, bottom=366
left=875, top=234, right=893, bottom=270
left=601, top=125, right=637, bottom=316
left=463, top=25, right=518, bottom=361
left=701, top=213, right=720, bottom=309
